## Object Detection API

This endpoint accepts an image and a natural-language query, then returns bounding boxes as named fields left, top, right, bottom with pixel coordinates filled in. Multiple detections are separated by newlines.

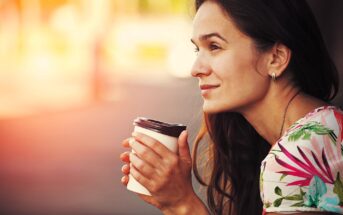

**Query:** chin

left=202, top=103, right=232, bottom=114
left=202, top=99, right=245, bottom=114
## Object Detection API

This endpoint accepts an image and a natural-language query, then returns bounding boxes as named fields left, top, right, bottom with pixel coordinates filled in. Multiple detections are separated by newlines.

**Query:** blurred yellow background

left=0, top=0, right=195, bottom=119
left=0, top=1, right=342, bottom=215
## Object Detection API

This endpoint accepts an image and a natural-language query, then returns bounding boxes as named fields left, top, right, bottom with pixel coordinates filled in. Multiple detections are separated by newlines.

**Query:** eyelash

left=209, top=43, right=221, bottom=51
left=193, top=42, right=221, bottom=55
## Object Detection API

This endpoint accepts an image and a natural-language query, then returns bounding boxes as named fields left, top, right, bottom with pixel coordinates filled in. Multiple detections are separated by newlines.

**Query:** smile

left=199, top=84, right=220, bottom=96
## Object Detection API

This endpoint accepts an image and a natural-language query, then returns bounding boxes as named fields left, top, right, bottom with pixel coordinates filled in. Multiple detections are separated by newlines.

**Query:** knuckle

left=131, top=155, right=143, bottom=168
left=149, top=182, right=161, bottom=193
left=150, top=140, right=159, bottom=148
left=140, top=147, right=149, bottom=157
left=169, top=155, right=178, bottom=166
left=136, top=160, right=144, bottom=170
left=134, top=174, right=142, bottom=182
left=132, top=169, right=141, bottom=181
left=148, top=182, right=156, bottom=192
left=164, top=167, right=173, bottom=177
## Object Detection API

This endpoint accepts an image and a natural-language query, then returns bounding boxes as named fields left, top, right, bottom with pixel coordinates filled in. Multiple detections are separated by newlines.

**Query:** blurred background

left=0, top=0, right=342, bottom=214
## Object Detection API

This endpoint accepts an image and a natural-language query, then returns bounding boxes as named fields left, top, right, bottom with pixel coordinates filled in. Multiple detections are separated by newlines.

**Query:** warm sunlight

left=0, top=0, right=193, bottom=118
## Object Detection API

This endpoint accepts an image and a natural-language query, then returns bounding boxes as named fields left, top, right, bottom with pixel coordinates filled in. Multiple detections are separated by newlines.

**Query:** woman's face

left=191, top=1, right=271, bottom=114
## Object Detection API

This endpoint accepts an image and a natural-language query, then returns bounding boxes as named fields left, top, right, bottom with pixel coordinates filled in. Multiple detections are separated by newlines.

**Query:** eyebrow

left=191, top=32, right=228, bottom=44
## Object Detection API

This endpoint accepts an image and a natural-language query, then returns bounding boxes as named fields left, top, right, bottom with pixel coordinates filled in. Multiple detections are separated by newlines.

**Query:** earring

left=271, top=72, right=276, bottom=81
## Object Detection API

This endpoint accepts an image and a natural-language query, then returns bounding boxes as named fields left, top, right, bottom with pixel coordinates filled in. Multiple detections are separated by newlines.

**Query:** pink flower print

left=275, top=143, right=334, bottom=186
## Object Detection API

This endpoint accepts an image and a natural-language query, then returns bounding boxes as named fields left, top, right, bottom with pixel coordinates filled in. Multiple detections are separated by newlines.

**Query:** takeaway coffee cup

left=127, top=117, right=186, bottom=196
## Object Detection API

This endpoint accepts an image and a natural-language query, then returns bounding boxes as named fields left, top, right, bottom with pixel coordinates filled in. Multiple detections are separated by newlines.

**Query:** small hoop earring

left=271, top=72, right=276, bottom=81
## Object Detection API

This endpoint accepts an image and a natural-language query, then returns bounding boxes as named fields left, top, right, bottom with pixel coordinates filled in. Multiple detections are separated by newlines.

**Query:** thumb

left=178, top=130, right=191, bottom=161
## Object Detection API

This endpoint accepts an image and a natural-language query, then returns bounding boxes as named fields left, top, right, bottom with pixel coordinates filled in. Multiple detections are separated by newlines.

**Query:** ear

left=267, top=43, right=291, bottom=78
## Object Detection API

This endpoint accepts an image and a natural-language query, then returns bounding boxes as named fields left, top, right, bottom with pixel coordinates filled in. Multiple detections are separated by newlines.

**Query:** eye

left=209, top=43, right=221, bottom=51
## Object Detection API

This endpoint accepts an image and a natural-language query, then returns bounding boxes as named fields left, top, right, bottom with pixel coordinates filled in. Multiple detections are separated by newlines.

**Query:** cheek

left=213, top=53, right=261, bottom=87
left=208, top=57, right=269, bottom=112
left=203, top=46, right=270, bottom=112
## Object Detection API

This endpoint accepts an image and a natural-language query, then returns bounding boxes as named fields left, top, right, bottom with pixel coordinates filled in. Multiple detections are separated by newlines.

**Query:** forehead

left=192, top=1, right=241, bottom=39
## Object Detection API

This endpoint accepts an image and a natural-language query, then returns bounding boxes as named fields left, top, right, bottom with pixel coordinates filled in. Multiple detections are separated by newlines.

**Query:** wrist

left=161, top=192, right=209, bottom=215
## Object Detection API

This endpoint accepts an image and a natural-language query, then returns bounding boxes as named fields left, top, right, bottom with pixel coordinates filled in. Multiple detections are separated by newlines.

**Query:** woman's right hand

left=119, top=131, right=209, bottom=215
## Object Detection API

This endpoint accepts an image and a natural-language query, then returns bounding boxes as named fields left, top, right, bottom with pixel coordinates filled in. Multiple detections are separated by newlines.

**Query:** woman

left=120, top=0, right=342, bottom=214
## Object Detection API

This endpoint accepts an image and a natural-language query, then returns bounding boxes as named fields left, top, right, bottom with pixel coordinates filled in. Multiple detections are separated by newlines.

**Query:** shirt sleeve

left=261, top=107, right=343, bottom=214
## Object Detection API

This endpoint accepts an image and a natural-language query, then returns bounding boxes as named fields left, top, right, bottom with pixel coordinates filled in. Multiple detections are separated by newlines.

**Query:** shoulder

left=261, top=106, right=343, bottom=214
left=285, top=106, right=342, bottom=147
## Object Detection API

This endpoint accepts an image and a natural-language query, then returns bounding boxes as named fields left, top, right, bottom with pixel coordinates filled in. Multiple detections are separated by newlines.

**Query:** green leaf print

left=288, top=121, right=336, bottom=143
left=333, top=172, right=343, bottom=205
left=271, top=149, right=282, bottom=153
left=303, top=132, right=311, bottom=140
left=275, top=186, right=282, bottom=196
left=291, top=201, right=304, bottom=207
left=272, top=187, right=306, bottom=208
left=289, top=130, right=304, bottom=141
left=280, top=174, right=287, bottom=181
left=300, top=188, right=306, bottom=196
left=284, top=194, right=303, bottom=201
left=273, top=198, right=283, bottom=207
left=264, top=202, right=271, bottom=208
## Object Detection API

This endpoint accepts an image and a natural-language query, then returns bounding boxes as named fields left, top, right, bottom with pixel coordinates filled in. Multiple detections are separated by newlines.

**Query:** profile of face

left=191, top=1, right=272, bottom=114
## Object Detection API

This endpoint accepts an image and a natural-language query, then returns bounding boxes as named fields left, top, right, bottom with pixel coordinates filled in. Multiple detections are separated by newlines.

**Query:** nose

left=190, top=55, right=211, bottom=77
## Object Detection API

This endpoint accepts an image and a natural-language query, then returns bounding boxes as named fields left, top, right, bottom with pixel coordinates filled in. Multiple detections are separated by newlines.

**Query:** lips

left=199, top=84, right=220, bottom=96
left=200, top=84, right=220, bottom=90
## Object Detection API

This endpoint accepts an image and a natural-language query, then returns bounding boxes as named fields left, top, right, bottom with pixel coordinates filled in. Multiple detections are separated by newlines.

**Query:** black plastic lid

left=133, top=117, right=186, bottom=138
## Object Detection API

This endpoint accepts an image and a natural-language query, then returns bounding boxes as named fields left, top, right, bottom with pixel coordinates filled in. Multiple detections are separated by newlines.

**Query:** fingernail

left=121, top=164, right=127, bottom=172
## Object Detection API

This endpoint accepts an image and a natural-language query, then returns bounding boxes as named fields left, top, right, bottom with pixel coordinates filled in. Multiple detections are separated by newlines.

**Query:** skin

left=120, top=131, right=209, bottom=214
left=190, top=1, right=327, bottom=145
left=120, top=1, right=330, bottom=214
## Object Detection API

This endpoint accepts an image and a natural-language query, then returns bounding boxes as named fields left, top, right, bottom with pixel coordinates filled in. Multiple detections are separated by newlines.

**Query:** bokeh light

left=0, top=0, right=195, bottom=119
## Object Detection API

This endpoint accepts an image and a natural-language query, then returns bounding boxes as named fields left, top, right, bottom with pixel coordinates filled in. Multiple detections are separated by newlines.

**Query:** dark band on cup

left=133, top=117, right=186, bottom=138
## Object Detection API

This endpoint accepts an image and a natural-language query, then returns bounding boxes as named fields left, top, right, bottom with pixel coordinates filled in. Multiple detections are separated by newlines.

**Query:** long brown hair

left=192, top=0, right=339, bottom=214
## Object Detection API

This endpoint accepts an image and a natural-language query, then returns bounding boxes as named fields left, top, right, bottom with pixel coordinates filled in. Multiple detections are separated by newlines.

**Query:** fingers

left=130, top=153, right=156, bottom=177
left=121, top=163, right=130, bottom=186
left=177, top=130, right=191, bottom=162
left=129, top=138, right=162, bottom=167
left=121, top=175, right=129, bottom=185
left=132, top=132, right=174, bottom=157
left=132, top=132, right=180, bottom=172
left=120, top=151, right=130, bottom=163
left=121, top=138, right=130, bottom=148
left=121, top=138, right=131, bottom=187
left=130, top=163, right=153, bottom=190
left=121, top=163, right=130, bottom=174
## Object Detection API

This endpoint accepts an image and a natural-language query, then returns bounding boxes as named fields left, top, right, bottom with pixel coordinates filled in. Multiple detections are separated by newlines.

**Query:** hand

left=120, top=130, right=199, bottom=212
left=120, top=138, right=162, bottom=209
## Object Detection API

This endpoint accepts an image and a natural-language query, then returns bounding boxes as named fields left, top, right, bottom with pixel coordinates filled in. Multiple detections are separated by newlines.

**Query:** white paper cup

left=127, top=117, right=186, bottom=196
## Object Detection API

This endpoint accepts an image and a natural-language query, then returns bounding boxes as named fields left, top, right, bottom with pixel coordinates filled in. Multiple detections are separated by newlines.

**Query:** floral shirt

left=260, top=106, right=343, bottom=214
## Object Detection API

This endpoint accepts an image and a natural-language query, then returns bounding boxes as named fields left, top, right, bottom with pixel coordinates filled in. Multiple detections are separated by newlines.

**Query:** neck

left=240, top=85, right=327, bottom=146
